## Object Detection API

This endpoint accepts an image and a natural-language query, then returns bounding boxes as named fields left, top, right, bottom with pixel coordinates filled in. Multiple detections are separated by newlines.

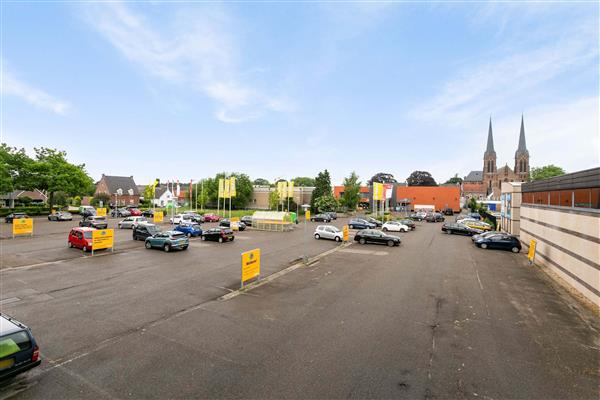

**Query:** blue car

left=174, top=223, right=203, bottom=238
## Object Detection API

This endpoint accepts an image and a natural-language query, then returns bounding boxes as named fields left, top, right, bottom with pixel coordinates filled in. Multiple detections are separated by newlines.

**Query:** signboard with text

left=241, top=248, right=261, bottom=287
left=343, top=225, right=349, bottom=242
left=92, top=229, right=114, bottom=252
left=153, top=211, right=164, bottom=223
left=305, top=210, right=311, bottom=221
left=12, top=218, right=33, bottom=237
left=96, top=208, right=107, bottom=217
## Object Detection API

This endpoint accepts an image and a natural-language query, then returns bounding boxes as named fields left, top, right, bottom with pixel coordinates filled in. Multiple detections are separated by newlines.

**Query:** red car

left=68, top=227, right=96, bottom=251
left=128, top=208, right=142, bottom=216
left=202, top=213, right=220, bottom=222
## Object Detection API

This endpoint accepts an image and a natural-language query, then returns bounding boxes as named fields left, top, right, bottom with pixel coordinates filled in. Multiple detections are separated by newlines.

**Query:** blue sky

left=1, top=1, right=598, bottom=186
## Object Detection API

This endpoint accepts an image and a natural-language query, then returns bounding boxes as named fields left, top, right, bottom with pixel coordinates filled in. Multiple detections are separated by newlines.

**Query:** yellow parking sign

left=343, top=225, right=349, bottom=242
left=527, top=239, right=536, bottom=264
left=13, top=218, right=33, bottom=237
left=96, top=207, right=107, bottom=217
left=153, top=211, right=164, bottom=223
left=92, top=229, right=114, bottom=252
left=241, top=248, right=261, bottom=287
left=305, top=210, right=310, bottom=221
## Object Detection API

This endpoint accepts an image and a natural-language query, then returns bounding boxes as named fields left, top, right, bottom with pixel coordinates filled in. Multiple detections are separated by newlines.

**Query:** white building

left=152, top=186, right=174, bottom=207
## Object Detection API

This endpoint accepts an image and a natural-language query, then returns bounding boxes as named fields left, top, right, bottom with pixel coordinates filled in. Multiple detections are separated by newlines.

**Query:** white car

left=314, top=225, right=343, bottom=242
left=382, top=221, right=410, bottom=232
left=118, top=216, right=147, bottom=229
left=169, top=214, right=194, bottom=224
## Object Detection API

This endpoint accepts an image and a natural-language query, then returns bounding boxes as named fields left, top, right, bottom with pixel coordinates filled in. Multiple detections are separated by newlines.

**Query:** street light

left=301, top=204, right=310, bottom=264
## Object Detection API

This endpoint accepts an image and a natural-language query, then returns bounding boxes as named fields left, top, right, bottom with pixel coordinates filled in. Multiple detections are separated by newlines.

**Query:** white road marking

left=339, top=249, right=389, bottom=256
left=476, top=269, right=484, bottom=291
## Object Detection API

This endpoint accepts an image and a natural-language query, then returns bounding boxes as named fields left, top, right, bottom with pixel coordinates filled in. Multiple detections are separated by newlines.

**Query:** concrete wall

left=520, top=204, right=600, bottom=307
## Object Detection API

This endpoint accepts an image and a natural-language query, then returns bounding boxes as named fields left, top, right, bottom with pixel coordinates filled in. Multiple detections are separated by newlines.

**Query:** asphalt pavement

left=0, top=215, right=598, bottom=399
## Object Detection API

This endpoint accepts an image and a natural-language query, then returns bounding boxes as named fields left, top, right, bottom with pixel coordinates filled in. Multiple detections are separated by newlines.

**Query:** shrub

left=0, top=206, right=51, bottom=217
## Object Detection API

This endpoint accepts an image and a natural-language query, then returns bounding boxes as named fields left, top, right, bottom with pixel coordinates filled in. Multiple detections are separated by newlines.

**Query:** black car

left=325, top=212, right=337, bottom=220
left=441, top=222, right=483, bottom=236
left=4, top=213, right=29, bottom=223
left=354, top=229, right=401, bottom=247
left=409, top=213, right=424, bottom=221
left=397, top=219, right=416, bottom=230
left=141, top=209, right=155, bottom=218
left=425, top=213, right=445, bottom=222
left=310, top=214, right=331, bottom=223
left=241, top=215, right=253, bottom=227
left=348, top=218, right=376, bottom=230
left=443, top=208, right=454, bottom=216
left=474, top=234, right=522, bottom=253
left=79, top=216, right=108, bottom=229
left=365, top=217, right=383, bottom=227
left=0, top=313, right=41, bottom=380
left=219, top=219, right=246, bottom=231
left=202, top=227, right=234, bottom=243
left=183, top=212, right=204, bottom=223
left=133, top=223, right=161, bottom=241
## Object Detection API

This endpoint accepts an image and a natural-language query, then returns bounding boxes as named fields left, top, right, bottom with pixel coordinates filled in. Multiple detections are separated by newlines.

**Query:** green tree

left=143, top=185, right=155, bottom=203
left=467, top=197, right=479, bottom=212
left=407, top=170, right=437, bottom=186
left=310, top=170, right=332, bottom=212
left=268, top=190, right=280, bottom=210
left=30, top=148, right=95, bottom=209
left=0, top=144, right=35, bottom=194
left=315, top=195, right=339, bottom=213
left=196, top=191, right=209, bottom=210
left=91, top=193, right=111, bottom=207
left=53, top=191, right=68, bottom=207
left=204, top=173, right=253, bottom=209
left=292, top=177, right=316, bottom=187
left=253, top=178, right=270, bottom=186
left=17, top=196, right=33, bottom=206
left=340, top=171, right=361, bottom=210
left=530, top=165, right=565, bottom=181
left=72, top=196, right=82, bottom=206
left=444, top=174, right=463, bottom=185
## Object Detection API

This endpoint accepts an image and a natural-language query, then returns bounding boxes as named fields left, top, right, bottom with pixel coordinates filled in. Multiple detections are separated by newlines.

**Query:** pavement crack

left=425, top=296, right=444, bottom=399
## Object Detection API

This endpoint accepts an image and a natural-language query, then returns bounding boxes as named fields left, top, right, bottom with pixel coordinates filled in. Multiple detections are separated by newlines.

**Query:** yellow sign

left=527, top=239, right=537, bottom=263
left=153, top=211, right=164, bottom=223
left=218, top=178, right=225, bottom=198
left=305, top=210, right=310, bottom=221
left=287, top=181, right=294, bottom=198
left=96, top=207, right=107, bottom=216
left=12, top=218, right=33, bottom=236
left=229, top=177, right=236, bottom=197
left=373, top=182, right=384, bottom=201
left=230, top=217, right=240, bottom=231
left=241, top=248, right=261, bottom=285
left=343, top=225, right=349, bottom=242
left=92, top=229, right=114, bottom=251
left=224, top=178, right=230, bottom=198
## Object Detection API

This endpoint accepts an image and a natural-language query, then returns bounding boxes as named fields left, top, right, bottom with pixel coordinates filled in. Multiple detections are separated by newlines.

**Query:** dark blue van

left=0, top=314, right=41, bottom=381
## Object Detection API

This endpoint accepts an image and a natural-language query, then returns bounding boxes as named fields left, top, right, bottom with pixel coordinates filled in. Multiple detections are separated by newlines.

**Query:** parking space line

left=339, top=248, right=389, bottom=256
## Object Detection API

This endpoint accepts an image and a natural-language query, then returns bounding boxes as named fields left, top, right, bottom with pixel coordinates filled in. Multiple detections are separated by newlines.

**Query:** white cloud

left=83, top=2, right=286, bottom=123
left=2, top=67, right=70, bottom=115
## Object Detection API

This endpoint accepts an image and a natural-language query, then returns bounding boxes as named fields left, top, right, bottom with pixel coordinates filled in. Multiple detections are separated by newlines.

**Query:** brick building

left=95, top=175, right=140, bottom=206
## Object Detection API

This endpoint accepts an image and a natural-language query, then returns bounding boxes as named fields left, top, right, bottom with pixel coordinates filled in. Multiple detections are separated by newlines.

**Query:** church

left=463, top=116, right=530, bottom=200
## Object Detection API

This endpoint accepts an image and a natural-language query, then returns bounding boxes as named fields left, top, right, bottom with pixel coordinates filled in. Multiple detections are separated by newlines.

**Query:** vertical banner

left=287, top=181, right=294, bottom=198
left=224, top=178, right=231, bottom=199
left=305, top=210, right=311, bottom=221
left=373, top=182, right=383, bottom=201
left=280, top=181, right=287, bottom=198
left=218, top=178, right=225, bottom=198
left=229, top=177, right=236, bottom=197
left=343, top=225, right=349, bottom=242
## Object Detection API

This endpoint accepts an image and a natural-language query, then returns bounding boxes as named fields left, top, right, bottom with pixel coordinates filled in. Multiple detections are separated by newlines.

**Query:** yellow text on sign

left=96, top=208, right=107, bottom=217
left=527, top=239, right=537, bottom=262
left=92, top=229, right=114, bottom=250
left=305, top=210, right=310, bottom=221
left=13, top=218, right=33, bottom=236
left=153, top=211, right=164, bottom=223
left=343, top=225, right=349, bottom=242
left=241, top=248, right=261, bottom=284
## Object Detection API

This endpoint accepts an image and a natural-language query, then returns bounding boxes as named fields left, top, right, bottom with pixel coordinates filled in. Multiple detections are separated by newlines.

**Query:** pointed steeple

left=517, top=114, right=527, bottom=153
left=485, top=117, right=496, bottom=154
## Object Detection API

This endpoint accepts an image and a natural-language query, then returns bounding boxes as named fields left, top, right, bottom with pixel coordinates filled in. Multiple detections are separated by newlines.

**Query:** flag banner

left=287, top=181, right=294, bottom=198
left=224, top=178, right=231, bottom=199
left=218, top=178, right=225, bottom=198
left=230, top=177, right=237, bottom=197
left=176, top=181, right=181, bottom=197
left=384, top=183, right=393, bottom=199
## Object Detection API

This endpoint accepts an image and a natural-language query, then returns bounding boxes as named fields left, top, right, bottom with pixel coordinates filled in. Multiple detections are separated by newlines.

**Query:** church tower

left=514, top=115, right=530, bottom=181
left=483, top=118, right=497, bottom=194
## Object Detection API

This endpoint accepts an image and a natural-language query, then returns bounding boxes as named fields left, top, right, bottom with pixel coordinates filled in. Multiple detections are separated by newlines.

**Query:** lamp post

left=301, top=204, right=310, bottom=264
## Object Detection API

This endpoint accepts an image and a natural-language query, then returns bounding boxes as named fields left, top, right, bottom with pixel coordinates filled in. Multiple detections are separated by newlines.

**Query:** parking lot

left=1, top=215, right=599, bottom=399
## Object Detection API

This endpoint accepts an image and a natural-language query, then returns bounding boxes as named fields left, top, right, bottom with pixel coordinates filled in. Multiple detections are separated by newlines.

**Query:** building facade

left=463, top=117, right=530, bottom=200
left=500, top=182, right=522, bottom=235
left=95, top=175, right=140, bottom=206
left=249, top=186, right=314, bottom=210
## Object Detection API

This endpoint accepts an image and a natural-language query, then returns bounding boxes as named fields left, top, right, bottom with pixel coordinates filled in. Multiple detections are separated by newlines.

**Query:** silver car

left=118, top=216, right=147, bottom=229
left=314, top=225, right=343, bottom=242
left=48, top=211, right=73, bottom=221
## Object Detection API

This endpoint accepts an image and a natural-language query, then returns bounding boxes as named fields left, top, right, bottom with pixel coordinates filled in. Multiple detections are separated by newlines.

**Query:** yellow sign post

left=343, top=225, right=349, bottom=242
left=96, top=207, right=107, bottom=217
left=527, top=239, right=537, bottom=264
left=305, top=210, right=311, bottom=221
left=153, top=211, right=164, bottom=223
left=92, top=229, right=114, bottom=254
left=241, top=248, right=261, bottom=287
left=230, top=217, right=240, bottom=231
left=12, top=218, right=33, bottom=238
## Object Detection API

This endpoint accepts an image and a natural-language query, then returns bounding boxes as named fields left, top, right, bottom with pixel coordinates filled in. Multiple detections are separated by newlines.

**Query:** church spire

left=485, top=117, right=495, bottom=154
left=517, top=114, right=527, bottom=153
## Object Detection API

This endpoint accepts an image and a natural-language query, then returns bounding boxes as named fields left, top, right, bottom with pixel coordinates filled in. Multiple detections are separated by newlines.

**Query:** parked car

left=310, top=214, right=331, bottom=223
left=324, top=212, right=338, bottom=220
left=118, top=216, right=147, bottom=229
left=202, top=213, right=220, bottom=222
left=79, top=206, right=96, bottom=218
left=0, top=313, right=41, bottom=380
left=396, top=219, right=416, bottom=230
left=382, top=221, right=410, bottom=232
left=462, top=220, right=492, bottom=231
left=219, top=219, right=246, bottom=231
left=133, top=222, right=161, bottom=241
left=241, top=215, right=253, bottom=227
left=111, top=208, right=130, bottom=218
left=5, top=213, right=29, bottom=223
left=48, top=211, right=73, bottom=221
left=443, top=208, right=454, bottom=216
left=79, top=216, right=108, bottom=229
left=471, top=230, right=501, bottom=242
left=425, top=213, right=445, bottom=222
left=474, top=234, right=522, bottom=253
left=468, top=212, right=482, bottom=220
left=314, top=225, right=343, bottom=242
left=174, top=223, right=203, bottom=237
left=348, top=218, right=376, bottom=230
left=365, top=217, right=383, bottom=227
left=441, top=222, right=483, bottom=236
left=127, top=208, right=142, bottom=216
left=68, top=227, right=95, bottom=251
left=409, top=213, right=423, bottom=221
left=170, top=214, right=195, bottom=225
left=456, top=216, right=478, bottom=223
left=354, top=229, right=401, bottom=247
left=145, top=231, right=189, bottom=252
left=141, top=209, right=155, bottom=218
left=201, top=227, right=234, bottom=243
left=183, top=212, right=204, bottom=223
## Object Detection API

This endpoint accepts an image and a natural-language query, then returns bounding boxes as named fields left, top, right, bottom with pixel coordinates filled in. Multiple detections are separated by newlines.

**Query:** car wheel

left=163, top=244, right=171, bottom=252
left=359, top=238, right=366, bottom=245
left=68, top=241, right=73, bottom=248
left=481, top=243, right=488, bottom=249
left=383, top=227, right=388, bottom=232
left=118, top=224, right=122, bottom=229
left=387, top=240, right=394, bottom=247
left=201, top=236, right=206, bottom=241
left=83, top=246, right=88, bottom=252
left=446, top=230, right=451, bottom=234
left=182, top=246, right=188, bottom=250
left=334, top=236, right=341, bottom=242
left=511, top=246, right=520, bottom=253
left=314, top=234, right=320, bottom=240
left=218, top=237, right=223, bottom=243
left=186, top=232, right=192, bottom=238
left=145, top=241, right=152, bottom=249
left=349, top=225, right=354, bottom=229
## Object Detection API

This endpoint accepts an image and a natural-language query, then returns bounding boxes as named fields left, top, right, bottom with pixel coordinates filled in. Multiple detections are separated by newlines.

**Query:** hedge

left=0, top=207, right=52, bottom=217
